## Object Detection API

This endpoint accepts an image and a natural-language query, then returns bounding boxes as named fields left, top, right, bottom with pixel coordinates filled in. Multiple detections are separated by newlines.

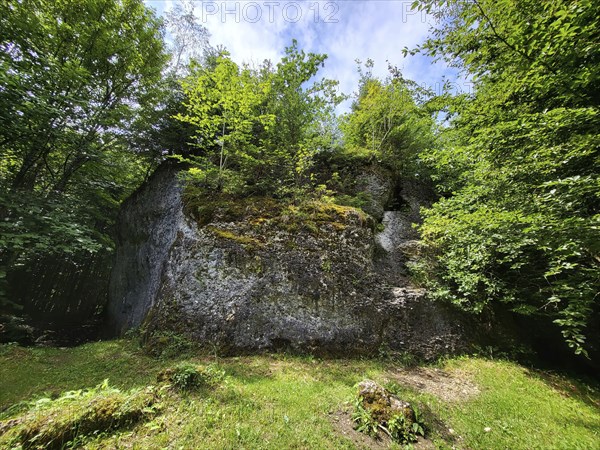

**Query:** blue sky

left=144, top=1, right=469, bottom=111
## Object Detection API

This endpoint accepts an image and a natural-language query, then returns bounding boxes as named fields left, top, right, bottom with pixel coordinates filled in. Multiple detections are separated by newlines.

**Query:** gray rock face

left=148, top=213, right=388, bottom=354
left=106, top=164, right=468, bottom=359
left=106, top=163, right=185, bottom=335
left=353, top=169, right=394, bottom=221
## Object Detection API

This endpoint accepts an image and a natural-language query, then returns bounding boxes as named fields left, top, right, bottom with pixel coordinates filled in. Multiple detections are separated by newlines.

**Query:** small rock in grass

left=357, top=380, right=415, bottom=424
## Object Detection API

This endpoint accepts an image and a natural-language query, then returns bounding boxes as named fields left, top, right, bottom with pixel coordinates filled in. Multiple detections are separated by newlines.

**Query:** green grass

left=438, top=358, right=600, bottom=450
left=0, top=340, right=165, bottom=406
left=1, top=340, right=598, bottom=449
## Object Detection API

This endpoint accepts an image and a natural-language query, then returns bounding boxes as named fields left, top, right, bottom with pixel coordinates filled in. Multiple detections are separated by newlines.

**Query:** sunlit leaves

left=176, top=41, right=342, bottom=197
left=340, top=62, right=435, bottom=177
left=413, top=0, right=599, bottom=355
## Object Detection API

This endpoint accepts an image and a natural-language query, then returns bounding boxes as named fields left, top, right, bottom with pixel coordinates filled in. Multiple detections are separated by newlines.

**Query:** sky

left=144, top=1, right=470, bottom=111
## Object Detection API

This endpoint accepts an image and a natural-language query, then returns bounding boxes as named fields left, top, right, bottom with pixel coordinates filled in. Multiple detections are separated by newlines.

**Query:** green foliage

left=261, top=41, right=345, bottom=193
left=351, top=397, right=379, bottom=437
left=142, top=330, right=198, bottom=360
left=412, top=0, right=600, bottom=356
left=176, top=40, right=343, bottom=198
left=340, top=60, right=435, bottom=178
left=334, top=192, right=373, bottom=211
left=387, top=409, right=425, bottom=445
left=177, top=52, right=275, bottom=192
left=182, top=189, right=372, bottom=237
left=168, top=363, right=203, bottom=391
left=0, top=0, right=167, bottom=192
left=163, top=363, right=226, bottom=392
left=0, top=0, right=168, bottom=305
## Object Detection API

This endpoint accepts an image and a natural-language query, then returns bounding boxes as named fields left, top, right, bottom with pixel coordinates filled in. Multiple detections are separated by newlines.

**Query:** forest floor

left=1, top=339, right=599, bottom=449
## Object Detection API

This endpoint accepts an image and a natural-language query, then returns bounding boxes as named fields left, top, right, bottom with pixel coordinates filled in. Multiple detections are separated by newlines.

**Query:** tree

left=411, top=0, right=599, bottom=355
left=176, top=41, right=343, bottom=197
left=164, top=0, right=211, bottom=75
left=0, top=0, right=167, bottom=194
left=0, top=0, right=168, bottom=307
left=129, top=1, right=212, bottom=161
left=262, top=40, right=344, bottom=192
left=176, top=52, right=275, bottom=192
left=340, top=61, right=435, bottom=178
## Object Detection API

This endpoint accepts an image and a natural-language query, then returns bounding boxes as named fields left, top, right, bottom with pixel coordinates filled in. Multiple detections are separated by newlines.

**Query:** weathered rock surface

left=106, top=163, right=468, bottom=358
left=353, top=169, right=394, bottom=221
left=106, top=162, right=185, bottom=335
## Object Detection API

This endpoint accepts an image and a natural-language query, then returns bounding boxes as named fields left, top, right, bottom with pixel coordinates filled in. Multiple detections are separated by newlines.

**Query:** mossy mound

left=0, top=382, right=161, bottom=449
left=357, top=380, right=415, bottom=424
left=182, top=190, right=373, bottom=235
left=353, top=380, right=425, bottom=444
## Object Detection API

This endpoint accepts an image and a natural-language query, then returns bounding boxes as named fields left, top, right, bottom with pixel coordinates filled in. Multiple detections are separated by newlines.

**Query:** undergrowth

left=157, top=362, right=225, bottom=392
left=182, top=189, right=373, bottom=235
left=1, top=339, right=598, bottom=449
left=0, top=380, right=161, bottom=449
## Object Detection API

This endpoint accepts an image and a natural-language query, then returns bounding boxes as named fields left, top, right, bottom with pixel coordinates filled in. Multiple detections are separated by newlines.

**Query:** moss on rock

left=354, top=380, right=424, bottom=444
left=207, top=227, right=263, bottom=249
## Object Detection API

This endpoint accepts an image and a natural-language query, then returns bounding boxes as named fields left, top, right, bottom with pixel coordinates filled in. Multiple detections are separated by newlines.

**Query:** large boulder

left=106, top=164, right=469, bottom=358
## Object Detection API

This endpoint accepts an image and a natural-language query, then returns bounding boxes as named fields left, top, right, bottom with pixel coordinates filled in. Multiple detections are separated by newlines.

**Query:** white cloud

left=148, top=1, right=464, bottom=110
left=197, top=2, right=288, bottom=65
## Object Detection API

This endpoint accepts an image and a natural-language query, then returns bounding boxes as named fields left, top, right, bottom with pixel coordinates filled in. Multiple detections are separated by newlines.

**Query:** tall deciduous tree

left=411, top=0, right=599, bottom=356
left=165, top=0, right=210, bottom=75
left=177, top=52, right=275, bottom=192
left=129, top=1, right=212, bottom=160
left=0, top=0, right=168, bottom=307
left=1, top=0, right=167, bottom=194
left=341, top=61, right=435, bottom=178
left=263, top=41, right=344, bottom=191
left=176, top=41, right=343, bottom=196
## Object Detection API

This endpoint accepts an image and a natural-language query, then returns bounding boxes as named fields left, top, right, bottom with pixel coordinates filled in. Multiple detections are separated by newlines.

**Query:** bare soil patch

left=329, top=410, right=436, bottom=450
left=387, top=367, right=480, bottom=402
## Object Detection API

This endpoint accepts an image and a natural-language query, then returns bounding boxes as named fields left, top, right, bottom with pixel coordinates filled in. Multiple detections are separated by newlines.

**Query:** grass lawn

left=1, top=339, right=598, bottom=449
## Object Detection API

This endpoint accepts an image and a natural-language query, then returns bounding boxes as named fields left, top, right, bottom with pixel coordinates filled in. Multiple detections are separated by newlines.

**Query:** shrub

left=157, top=363, right=225, bottom=392
left=142, top=330, right=197, bottom=359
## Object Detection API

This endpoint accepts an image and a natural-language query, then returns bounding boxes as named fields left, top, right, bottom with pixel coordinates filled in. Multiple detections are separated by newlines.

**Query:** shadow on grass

left=526, top=367, right=600, bottom=411
left=0, top=339, right=168, bottom=411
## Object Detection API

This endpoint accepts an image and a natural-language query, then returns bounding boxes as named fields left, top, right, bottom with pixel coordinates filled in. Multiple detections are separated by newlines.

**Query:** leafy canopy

left=411, top=0, right=599, bottom=355
left=176, top=40, right=343, bottom=197
left=341, top=59, right=436, bottom=177
left=0, top=0, right=168, bottom=306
